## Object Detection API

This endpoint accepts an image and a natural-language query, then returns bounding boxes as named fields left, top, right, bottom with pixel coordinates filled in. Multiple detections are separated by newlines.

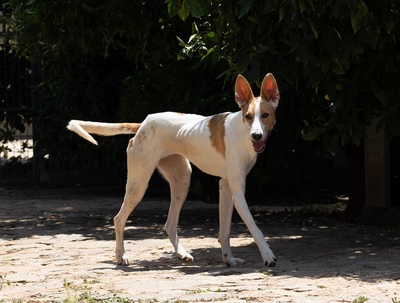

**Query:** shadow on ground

left=1, top=186, right=399, bottom=284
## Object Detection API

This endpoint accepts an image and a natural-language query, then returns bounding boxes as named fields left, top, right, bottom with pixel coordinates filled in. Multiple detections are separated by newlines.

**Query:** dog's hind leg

left=114, top=138, right=157, bottom=266
left=218, top=178, right=246, bottom=266
left=157, top=154, right=193, bottom=263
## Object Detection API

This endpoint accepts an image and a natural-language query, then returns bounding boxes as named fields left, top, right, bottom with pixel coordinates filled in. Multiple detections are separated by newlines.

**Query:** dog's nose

left=252, top=133, right=262, bottom=141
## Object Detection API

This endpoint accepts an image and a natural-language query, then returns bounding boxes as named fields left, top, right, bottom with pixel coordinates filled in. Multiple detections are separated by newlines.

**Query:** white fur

left=67, top=73, right=280, bottom=267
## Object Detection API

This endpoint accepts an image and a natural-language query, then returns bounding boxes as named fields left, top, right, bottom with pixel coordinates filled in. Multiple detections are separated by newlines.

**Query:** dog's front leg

left=231, top=190, right=277, bottom=267
left=218, top=179, right=246, bottom=267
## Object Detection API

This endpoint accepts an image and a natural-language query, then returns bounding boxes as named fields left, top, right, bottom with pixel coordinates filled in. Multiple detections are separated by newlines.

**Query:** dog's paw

left=262, top=246, right=277, bottom=267
left=179, top=255, right=194, bottom=263
left=116, top=253, right=130, bottom=266
left=263, top=251, right=277, bottom=267
left=177, top=252, right=194, bottom=263
left=265, top=257, right=277, bottom=267
left=225, top=257, right=246, bottom=267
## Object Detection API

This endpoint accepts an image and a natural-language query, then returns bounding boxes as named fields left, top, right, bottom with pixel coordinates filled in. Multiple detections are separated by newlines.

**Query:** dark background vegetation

left=1, top=0, right=399, bottom=217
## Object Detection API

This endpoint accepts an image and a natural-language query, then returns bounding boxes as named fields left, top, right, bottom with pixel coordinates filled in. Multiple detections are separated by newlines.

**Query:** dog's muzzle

left=251, top=131, right=271, bottom=153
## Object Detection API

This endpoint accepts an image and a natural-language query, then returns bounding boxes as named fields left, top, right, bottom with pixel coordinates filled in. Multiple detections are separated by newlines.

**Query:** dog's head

left=235, top=73, right=280, bottom=153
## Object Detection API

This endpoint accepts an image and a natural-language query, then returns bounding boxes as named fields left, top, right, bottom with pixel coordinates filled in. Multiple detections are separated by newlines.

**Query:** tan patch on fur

left=208, top=113, right=229, bottom=158
left=120, top=123, right=141, bottom=134
left=242, top=99, right=256, bottom=123
left=135, top=130, right=147, bottom=145
left=242, top=98, right=276, bottom=130
left=260, top=101, right=276, bottom=130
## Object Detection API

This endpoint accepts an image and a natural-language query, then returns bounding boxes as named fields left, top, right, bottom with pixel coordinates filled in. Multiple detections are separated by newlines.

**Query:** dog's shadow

left=103, top=243, right=265, bottom=276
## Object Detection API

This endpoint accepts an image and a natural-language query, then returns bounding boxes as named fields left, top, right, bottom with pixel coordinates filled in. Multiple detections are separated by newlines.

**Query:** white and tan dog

left=67, top=73, right=279, bottom=267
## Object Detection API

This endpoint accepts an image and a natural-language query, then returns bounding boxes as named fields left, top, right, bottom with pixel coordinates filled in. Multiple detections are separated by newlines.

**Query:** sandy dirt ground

left=0, top=187, right=399, bottom=303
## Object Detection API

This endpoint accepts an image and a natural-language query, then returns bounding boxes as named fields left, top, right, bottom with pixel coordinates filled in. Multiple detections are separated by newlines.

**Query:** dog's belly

left=149, top=111, right=253, bottom=179
left=187, top=154, right=227, bottom=178
left=164, top=140, right=227, bottom=178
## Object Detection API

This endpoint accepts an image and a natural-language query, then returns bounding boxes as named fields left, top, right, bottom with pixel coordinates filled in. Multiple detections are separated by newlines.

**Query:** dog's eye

left=245, top=114, right=253, bottom=120
left=262, top=113, right=269, bottom=118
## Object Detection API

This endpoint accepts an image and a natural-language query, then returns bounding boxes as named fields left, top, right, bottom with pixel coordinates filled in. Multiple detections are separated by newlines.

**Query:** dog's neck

left=227, top=111, right=259, bottom=159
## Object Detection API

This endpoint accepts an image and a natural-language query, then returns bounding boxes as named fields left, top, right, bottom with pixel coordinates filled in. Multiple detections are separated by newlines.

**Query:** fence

left=0, top=9, right=34, bottom=185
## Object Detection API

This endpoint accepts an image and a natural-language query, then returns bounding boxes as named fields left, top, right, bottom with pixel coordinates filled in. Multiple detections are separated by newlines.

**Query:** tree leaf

left=302, top=127, right=324, bottom=141
left=200, top=47, right=214, bottom=61
left=351, top=2, right=369, bottom=34
left=178, top=0, right=190, bottom=21
left=176, top=36, right=187, bottom=47
left=298, top=0, right=306, bottom=13
left=308, top=19, right=319, bottom=39
left=188, top=0, right=207, bottom=17
left=279, top=6, right=285, bottom=22
left=239, top=0, right=255, bottom=18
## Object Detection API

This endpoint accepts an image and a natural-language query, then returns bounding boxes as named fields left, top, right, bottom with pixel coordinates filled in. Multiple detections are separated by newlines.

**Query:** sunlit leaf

left=177, top=0, right=190, bottom=21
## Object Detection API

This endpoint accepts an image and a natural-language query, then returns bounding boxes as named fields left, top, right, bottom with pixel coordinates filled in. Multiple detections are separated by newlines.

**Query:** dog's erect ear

left=235, top=74, right=254, bottom=108
left=261, top=73, right=280, bottom=109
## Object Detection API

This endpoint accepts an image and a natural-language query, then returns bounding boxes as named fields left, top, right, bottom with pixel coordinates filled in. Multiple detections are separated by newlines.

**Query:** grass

left=263, top=269, right=276, bottom=276
left=0, top=273, right=11, bottom=291
left=83, top=278, right=101, bottom=285
left=63, top=279, right=77, bottom=303
left=3, top=275, right=398, bottom=303
left=352, top=296, right=369, bottom=303
left=183, top=288, right=228, bottom=302
left=63, top=279, right=132, bottom=303
left=59, top=280, right=228, bottom=303
left=186, top=288, right=212, bottom=295
left=63, top=291, right=132, bottom=303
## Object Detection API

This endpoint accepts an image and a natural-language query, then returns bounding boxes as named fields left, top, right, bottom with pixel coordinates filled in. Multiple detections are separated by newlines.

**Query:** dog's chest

left=171, top=117, right=226, bottom=176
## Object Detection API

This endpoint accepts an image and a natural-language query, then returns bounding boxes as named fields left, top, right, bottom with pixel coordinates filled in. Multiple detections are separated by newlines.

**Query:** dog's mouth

left=251, top=131, right=271, bottom=153
left=252, top=140, right=266, bottom=153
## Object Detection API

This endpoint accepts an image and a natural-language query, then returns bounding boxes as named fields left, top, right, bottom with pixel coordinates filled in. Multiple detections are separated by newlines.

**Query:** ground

left=0, top=187, right=399, bottom=303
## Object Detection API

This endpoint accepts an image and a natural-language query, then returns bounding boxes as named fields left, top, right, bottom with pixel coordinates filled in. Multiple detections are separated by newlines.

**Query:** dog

left=67, top=73, right=279, bottom=267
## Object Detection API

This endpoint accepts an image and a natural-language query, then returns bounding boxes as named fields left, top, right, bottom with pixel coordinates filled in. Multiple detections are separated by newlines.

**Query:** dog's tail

left=67, top=120, right=141, bottom=145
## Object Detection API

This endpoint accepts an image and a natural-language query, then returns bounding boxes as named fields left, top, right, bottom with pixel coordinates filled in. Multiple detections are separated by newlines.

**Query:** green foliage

left=173, top=0, right=400, bottom=146
left=0, top=41, right=31, bottom=142
left=1, top=0, right=399, bottom=197
left=1, top=0, right=193, bottom=173
left=167, top=0, right=211, bottom=20
left=119, top=58, right=231, bottom=122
